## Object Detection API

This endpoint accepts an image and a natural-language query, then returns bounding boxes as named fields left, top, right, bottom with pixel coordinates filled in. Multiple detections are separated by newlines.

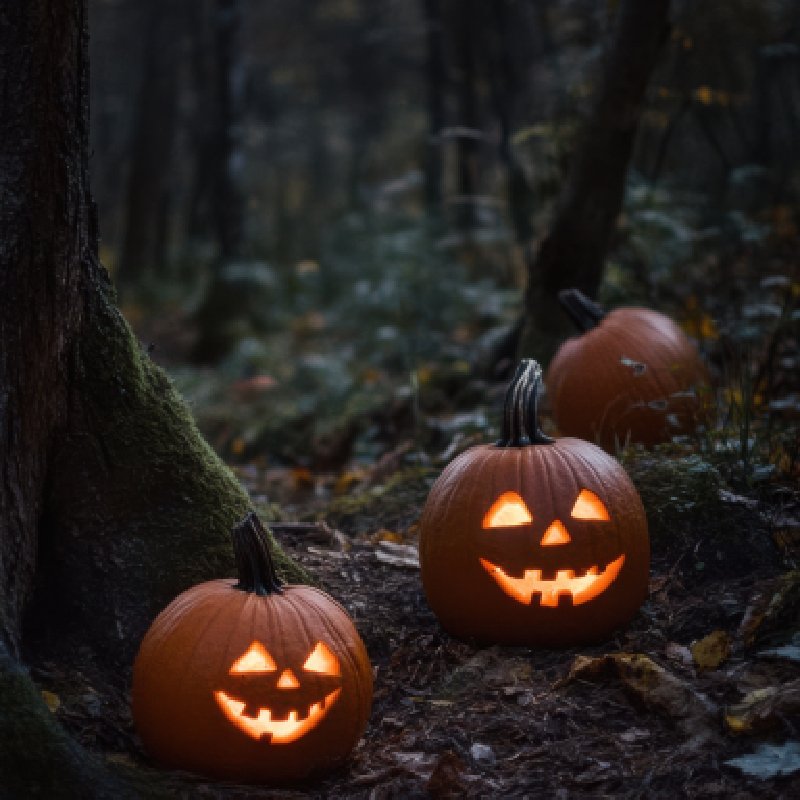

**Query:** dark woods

left=1, top=0, right=799, bottom=796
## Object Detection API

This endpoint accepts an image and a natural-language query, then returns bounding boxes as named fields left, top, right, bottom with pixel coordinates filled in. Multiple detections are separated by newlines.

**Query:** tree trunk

left=423, top=0, right=445, bottom=211
left=192, top=0, right=255, bottom=362
left=452, top=0, right=480, bottom=231
left=0, top=0, right=303, bottom=791
left=518, top=0, right=672, bottom=363
left=116, top=0, right=184, bottom=297
left=487, top=0, right=536, bottom=244
left=185, top=0, right=216, bottom=248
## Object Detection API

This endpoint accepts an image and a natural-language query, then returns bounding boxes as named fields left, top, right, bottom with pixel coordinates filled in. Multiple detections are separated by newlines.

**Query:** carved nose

left=540, top=519, right=571, bottom=546
left=277, top=669, right=300, bottom=689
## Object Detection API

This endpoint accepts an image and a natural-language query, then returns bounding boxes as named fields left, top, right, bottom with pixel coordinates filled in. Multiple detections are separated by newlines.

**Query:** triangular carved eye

left=303, top=641, right=341, bottom=676
left=482, top=491, right=533, bottom=529
left=229, top=642, right=277, bottom=674
left=570, top=489, right=610, bottom=521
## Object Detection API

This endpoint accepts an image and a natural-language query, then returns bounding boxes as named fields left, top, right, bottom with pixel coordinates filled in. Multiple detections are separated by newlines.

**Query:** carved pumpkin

left=546, top=289, right=709, bottom=452
left=132, top=513, right=373, bottom=784
left=419, top=360, right=649, bottom=646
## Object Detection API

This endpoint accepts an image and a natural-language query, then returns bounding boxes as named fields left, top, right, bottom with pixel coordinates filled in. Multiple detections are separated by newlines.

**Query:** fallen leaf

left=41, top=690, right=60, bottom=713
left=737, top=570, right=800, bottom=648
left=725, top=679, right=800, bottom=735
left=725, top=741, right=800, bottom=779
left=691, top=630, right=731, bottom=671
left=333, top=469, right=364, bottom=495
left=373, top=528, right=404, bottom=544
left=557, top=654, right=718, bottom=747
left=230, top=374, right=277, bottom=399
left=291, top=467, right=314, bottom=491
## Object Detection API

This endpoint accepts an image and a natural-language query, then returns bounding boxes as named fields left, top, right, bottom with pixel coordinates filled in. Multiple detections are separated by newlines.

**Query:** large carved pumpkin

left=546, top=289, right=708, bottom=452
left=420, top=360, right=649, bottom=646
left=132, top=513, right=373, bottom=784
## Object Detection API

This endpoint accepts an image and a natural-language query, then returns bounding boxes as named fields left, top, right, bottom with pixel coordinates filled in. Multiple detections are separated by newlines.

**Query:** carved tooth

left=585, top=565, right=599, bottom=576
left=288, top=710, right=297, bottom=722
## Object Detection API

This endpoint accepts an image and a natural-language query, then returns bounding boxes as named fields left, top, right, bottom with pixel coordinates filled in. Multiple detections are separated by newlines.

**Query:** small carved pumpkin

left=546, top=289, right=709, bottom=452
left=419, top=360, right=649, bottom=646
left=132, top=513, right=373, bottom=784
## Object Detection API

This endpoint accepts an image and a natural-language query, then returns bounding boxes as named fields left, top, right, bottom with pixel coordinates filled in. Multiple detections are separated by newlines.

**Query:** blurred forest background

left=89, top=0, right=799, bottom=492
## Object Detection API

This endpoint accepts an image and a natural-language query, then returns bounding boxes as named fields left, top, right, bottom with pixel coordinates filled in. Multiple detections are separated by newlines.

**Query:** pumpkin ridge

left=301, top=590, right=369, bottom=733
left=562, top=442, right=622, bottom=563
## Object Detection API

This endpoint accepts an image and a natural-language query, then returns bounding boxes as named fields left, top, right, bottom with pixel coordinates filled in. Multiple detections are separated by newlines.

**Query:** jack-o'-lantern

left=132, top=513, right=373, bottom=784
left=546, top=288, right=709, bottom=452
left=419, top=360, right=649, bottom=646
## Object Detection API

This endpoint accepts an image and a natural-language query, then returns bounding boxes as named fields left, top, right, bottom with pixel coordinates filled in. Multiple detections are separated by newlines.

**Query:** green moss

left=620, top=450, right=726, bottom=541
left=33, top=279, right=308, bottom=666
left=325, top=466, right=437, bottom=535
left=0, top=647, right=159, bottom=799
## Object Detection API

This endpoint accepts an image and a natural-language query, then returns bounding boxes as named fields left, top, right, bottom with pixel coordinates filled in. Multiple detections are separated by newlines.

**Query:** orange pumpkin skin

left=132, top=516, right=372, bottom=784
left=546, top=292, right=708, bottom=452
left=419, top=361, right=649, bottom=647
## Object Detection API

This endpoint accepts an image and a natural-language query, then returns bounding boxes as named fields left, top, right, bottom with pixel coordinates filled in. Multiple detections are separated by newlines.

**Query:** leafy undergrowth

left=54, top=210, right=799, bottom=795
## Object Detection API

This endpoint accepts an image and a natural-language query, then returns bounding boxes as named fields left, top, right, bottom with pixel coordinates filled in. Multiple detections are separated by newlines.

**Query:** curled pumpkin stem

left=233, top=511, right=283, bottom=596
left=558, top=288, right=606, bottom=332
left=497, top=359, right=554, bottom=447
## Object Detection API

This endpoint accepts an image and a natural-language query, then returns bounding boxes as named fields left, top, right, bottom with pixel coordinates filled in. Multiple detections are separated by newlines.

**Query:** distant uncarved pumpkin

left=546, top=289, right=709, bottom=452
left=420, top=360, right=649, bottom=646
left=132, top=513, right=373, bottom=784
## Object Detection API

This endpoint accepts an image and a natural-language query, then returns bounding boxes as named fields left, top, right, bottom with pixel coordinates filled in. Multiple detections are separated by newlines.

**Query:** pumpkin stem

left=232, top=512, right=283, bottom=596
left=497, top=359, right=554, bottom=447
left=558, top=288, right=606, bottom=332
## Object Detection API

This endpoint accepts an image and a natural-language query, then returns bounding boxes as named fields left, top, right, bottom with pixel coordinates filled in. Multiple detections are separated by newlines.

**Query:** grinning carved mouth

left=214, top=688, right=342, bottom=743
left=479, top=555, right=625, bottom=606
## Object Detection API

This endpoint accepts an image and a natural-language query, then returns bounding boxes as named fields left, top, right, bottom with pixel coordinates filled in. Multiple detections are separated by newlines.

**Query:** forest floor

left=34, top=457, right=800, bottom=798
left=31, top=283, right=800, bottom=797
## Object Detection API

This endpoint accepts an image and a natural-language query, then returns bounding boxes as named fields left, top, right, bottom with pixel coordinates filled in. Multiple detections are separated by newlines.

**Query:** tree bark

left=487, top=0, right=536, bottom=244
left=0, top=0, right=303, bottom=791
left=452, top=0, right=480, bottom=231
left=116, top=0, right=184, bottom=297
left=191, top=0, right=257, bottom=362
left=518, top=0, right=672, bottom=363
left=423, top=0, right=445, bottom=211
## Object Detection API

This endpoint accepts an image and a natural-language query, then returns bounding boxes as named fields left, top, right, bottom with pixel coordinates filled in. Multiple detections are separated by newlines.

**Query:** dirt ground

left=32, top=462, right=800, bottom=799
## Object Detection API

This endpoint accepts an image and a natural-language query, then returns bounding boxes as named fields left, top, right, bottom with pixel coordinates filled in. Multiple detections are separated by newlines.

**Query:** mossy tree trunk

left=0, top=0, right=304, bottom=793
left=517, top=0, right=671, bottom=364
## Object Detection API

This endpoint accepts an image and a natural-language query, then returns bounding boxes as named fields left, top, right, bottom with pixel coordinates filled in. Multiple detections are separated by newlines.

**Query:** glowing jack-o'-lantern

left=419, top=360, right=649, bottom=646
left=546, top=288, right=709, bottom=452
left=213, top=639, right=343, bottom=744
left=132, top=513, right=373, bottom=784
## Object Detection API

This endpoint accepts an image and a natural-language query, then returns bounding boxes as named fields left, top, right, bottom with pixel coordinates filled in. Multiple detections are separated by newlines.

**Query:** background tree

left=517, top=0, right=672, bottom=362
left=0, top=0, right=302, bottom=793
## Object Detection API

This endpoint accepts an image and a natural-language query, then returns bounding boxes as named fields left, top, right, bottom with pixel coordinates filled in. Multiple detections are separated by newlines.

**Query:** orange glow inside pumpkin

left=570, top=489, right=610, bottom=520
left=540, top=519, right=571, bottom=546
left=214, top=640, right=342, bottom=743
left=482, top=491, right=532, bottom=528
left=277, top=669, right=301, bottom=689
left=479, top=488, right=623, bottom=606
left=480, top=554, right=625, bottom=606
left=230, top=641, right=277, bottom=673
